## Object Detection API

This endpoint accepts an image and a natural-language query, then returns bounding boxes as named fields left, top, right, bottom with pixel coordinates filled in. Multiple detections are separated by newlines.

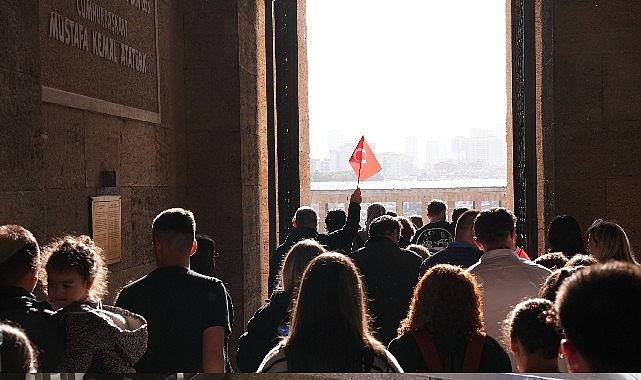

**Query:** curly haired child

left=43, top=235, right=148, bottom=373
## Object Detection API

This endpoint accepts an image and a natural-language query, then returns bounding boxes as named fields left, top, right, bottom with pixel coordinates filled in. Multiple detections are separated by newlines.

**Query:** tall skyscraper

left=405, top=136, right=419, bottom=168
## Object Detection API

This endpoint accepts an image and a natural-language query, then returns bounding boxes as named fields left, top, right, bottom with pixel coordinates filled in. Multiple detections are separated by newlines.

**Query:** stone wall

left=1, top=0, right=268, bottom=369
left=33, top=0, right=187, bottom=299
left=539, top=0, right=641, bottom=258
left=0, top=0, right=44, bottom=236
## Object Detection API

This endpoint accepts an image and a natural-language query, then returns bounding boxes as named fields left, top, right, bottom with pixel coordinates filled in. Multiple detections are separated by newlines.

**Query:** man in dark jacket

left=419, top=209, right=482, bottom=276
left=0, top=225, right=65, bottom=372
left=349, top=215, right=422, bottom=345
left=268, top=188, right=362, bottom=294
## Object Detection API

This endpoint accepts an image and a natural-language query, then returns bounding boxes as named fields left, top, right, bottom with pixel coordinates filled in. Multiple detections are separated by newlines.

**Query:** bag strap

left=462, top=332, right=486, bottom=372
left=412, top=330, right=444, bottom=372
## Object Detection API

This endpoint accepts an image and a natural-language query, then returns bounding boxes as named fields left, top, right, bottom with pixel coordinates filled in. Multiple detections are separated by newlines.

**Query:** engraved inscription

left=47, top=1, right=151, bottom=74
left=42, top=0, right=157, bottom=112
left=126, top=0, right=152, bottom=14
left=120, top=43, right=147, bottom=73
left=77, top=0, right=128, bottom=38
left=91, top=196, right=122, bottom=265
left=92, top=30, right=117, bottom=62
left=49, top=11, right=89, bottom=52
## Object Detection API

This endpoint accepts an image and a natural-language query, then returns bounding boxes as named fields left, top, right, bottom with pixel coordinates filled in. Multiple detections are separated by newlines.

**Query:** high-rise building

left=405, top=137, right=419, bottom=168
left=378, top=151, right=415, bottom=179
left=425, top=140, right=451, bottom=169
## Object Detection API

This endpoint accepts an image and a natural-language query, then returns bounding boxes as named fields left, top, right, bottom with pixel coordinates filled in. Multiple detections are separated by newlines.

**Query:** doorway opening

left=266, top=0, right=538, bottom=255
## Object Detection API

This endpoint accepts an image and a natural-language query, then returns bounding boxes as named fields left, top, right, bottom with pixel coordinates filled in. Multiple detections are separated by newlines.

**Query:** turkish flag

left=349, top=136, right=382, bottom=182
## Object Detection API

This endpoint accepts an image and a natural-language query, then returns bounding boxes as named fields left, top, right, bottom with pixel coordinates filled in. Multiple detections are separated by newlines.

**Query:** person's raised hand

left=350, top=187, right=362, bottom=204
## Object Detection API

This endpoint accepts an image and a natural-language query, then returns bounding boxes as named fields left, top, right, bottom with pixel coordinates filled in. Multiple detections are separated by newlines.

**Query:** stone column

left=182, top=0, right=268, bottom=367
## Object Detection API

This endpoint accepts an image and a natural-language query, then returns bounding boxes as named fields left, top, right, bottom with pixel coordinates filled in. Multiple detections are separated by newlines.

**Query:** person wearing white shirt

left=467, top=207, right=551, bottom=371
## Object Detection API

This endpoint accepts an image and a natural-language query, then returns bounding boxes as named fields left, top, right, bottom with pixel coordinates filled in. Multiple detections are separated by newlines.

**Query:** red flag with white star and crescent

left=349, top=136, right=382, bottom=183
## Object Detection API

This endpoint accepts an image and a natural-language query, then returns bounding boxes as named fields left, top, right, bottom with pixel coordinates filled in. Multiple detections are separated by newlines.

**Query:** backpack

left=412, top=330, right=486, bottom=372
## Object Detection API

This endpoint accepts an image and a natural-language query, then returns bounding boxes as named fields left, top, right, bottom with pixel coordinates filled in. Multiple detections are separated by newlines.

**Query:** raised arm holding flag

left=349, top=136, right=382, bottom=184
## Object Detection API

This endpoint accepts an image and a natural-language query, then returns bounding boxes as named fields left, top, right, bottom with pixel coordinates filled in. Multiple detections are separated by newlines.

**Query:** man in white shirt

left=468, top=207, right=550, bottom=371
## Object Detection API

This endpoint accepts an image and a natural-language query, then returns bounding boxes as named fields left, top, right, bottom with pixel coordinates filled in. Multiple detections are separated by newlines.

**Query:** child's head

left=503, top=298, right=562, bottom=369
left=0, top=323, right=38, bottom=373
left=43, top=235, right=108, bottom=309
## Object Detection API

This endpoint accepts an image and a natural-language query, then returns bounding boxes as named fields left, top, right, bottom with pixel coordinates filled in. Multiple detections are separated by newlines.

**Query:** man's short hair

left=427, top=199, right=447, bottom=216
left=409, top=215, right=423, bottom=229
left=556, top=261, right=641, bottom=372
left=325, top=209, right=346, bottom=232
left=473, top=207, right=516, bottom=244
left=152, top=208, right=196, bottom=252
left=0, top=225, right=40, bottom=286
left=454, top=209, right=480, bottom=236
left=368, top=215, right=401, bottom=238
left=366, top=203, right=386, bottom=225
left=397, top=216, right=416, bottom=242
left=294, top=207, right=318, bottom=229
left=451, top=207, right=469, bottom=226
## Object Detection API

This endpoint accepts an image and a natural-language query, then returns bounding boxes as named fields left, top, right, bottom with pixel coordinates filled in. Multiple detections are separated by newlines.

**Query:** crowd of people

left=0, top=209, right=231, bottom=374
left=1, top=190, right=641, bottom=374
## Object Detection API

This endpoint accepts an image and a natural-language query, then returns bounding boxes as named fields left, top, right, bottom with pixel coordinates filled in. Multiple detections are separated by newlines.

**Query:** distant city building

left=311, top=128, right=506, bottom=182
left=451, top=128, right=506, bottom=169
left=327, top=129, right=346, bottom=155
left=405, top=137, right=419, bottom=168
left=310, top=157, right=322, bottom=173
left=377, top=151, right=416, bottom=179
left=425, top=141, right=451, bottom=170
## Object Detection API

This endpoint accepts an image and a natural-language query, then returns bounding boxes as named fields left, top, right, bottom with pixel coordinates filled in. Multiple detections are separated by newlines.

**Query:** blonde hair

left=588, top=219, right=637, bottom=264
left=279, top=239, right=325, bottom=292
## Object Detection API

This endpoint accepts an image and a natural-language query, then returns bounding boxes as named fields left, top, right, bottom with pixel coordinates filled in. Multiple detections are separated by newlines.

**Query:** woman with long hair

left=587, top=219, right=638, bottom=264
left=388, top=264, right=511, bottom=372
left=237, top=239, right=325, bottom=372
left=257, top=252, right=402, bottom=373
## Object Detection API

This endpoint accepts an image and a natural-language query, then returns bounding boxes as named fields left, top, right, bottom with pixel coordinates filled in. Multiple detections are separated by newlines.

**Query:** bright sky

left=307, top=0, right=507, bottom=159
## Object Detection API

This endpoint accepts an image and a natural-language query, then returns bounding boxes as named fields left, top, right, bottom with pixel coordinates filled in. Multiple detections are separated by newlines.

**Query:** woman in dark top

left=257, top=253, right=401, bottom=373
left=388, top=264, right=511, bottom=372
left=236, top=239, right=325, bottom=372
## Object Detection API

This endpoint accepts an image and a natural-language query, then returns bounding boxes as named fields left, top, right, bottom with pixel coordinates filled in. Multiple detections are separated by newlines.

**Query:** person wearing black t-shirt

left=115, top=208, right=231, bottom=373
left=412, top=199, right=454, bottom=253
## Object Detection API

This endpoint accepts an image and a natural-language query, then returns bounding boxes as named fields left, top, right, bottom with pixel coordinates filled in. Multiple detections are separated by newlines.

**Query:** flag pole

left=357, top=135, right=364, bottom=186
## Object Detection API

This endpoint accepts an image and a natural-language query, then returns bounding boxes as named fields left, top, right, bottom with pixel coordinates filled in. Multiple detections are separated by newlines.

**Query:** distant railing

left=310, top=180, right=507, bottom=232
